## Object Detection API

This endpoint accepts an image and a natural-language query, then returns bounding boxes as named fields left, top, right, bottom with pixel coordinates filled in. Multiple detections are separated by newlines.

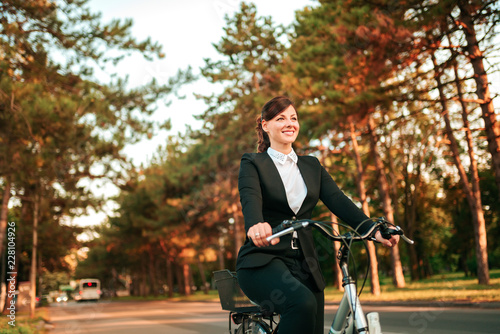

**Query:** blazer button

left=292, top=216, right=297, bottom=221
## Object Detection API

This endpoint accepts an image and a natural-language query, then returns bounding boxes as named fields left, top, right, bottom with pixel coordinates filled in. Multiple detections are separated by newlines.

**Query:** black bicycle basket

left=213, top=269, right=260, bottom=313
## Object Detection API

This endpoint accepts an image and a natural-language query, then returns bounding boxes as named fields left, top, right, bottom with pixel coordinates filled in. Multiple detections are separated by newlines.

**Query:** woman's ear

left=261, top=120, right=268, bottom=132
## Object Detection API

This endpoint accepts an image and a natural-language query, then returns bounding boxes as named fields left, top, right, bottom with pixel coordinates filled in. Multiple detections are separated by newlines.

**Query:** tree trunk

left=30, top=195, right=39, bottom=318
left=368, top=117, right=406, bottom=288
left=175, top=262, right=184, bottom=295
left=457, top=1, right=500, bottom=200
left=140, top=263, right=149, bottom=296
left=349, top=123, right=380, bottom=296
left=2, top=254, right=18, bottom=315
left=166, top=257, right=174, bottom=298
left=431, top=51, right=489, bottom=284
left=0, top=180, right=11, bottom=262
left=0, top=180, right=11, bottom=311
left=403, top=154, right=421, bottom=281
left=218, top=235, right=225, bottom=270
left=232, top=201, right=243, bottom=265
left=148, top=248, right=158, bottom=297
left=159, top=240, right=175, bottom=298
left=196, top=255, right=209, bottom=294
left=183, top=263, right=192, bottom=296
left=329, top=213, right=342, bottom=291
left=452, top=47, right=490, bottom=282
left=2, top=208, right=20, bottom=315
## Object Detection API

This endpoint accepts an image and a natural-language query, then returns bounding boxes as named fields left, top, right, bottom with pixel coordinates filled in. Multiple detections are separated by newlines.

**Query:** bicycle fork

left=328, top=270, right=369, bottom=333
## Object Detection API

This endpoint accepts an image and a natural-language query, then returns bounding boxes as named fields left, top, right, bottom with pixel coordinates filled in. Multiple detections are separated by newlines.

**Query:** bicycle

left=214, top=217, right=414, bottom=334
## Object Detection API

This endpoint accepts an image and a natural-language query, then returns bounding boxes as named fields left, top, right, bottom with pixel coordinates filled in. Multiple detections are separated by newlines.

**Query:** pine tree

left=0, top=0, right=190, bottom=313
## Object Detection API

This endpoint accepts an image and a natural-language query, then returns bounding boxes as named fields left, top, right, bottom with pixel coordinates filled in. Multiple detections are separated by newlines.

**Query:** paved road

left=47, top=300, right=499, bottom=334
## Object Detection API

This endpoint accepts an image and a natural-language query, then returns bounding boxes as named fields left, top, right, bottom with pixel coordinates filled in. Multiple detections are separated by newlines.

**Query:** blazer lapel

left=296, top=156, right=317, bottom=216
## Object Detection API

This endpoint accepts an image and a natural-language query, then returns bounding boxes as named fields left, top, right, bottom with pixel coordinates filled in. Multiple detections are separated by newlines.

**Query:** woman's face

left=262, top=105, right=300, bottom=151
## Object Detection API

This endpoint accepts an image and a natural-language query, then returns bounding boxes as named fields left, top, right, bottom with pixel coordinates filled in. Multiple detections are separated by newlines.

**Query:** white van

left=74, top=278, right=101, bottom=302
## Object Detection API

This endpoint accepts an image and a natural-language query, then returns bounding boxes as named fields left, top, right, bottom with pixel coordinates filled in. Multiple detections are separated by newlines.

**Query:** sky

left=89, top=0, right=314, bottom=166
left=73, top=0, right=313, bottom=232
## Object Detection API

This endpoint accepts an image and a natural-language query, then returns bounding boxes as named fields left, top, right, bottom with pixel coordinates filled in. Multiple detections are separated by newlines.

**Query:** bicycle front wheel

left=235, top=318, right=273, bottom=334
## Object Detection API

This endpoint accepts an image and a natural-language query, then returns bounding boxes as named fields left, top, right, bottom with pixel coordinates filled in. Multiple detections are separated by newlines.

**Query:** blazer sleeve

left=318, top=162, right=371, bottom=233
left=238, top=153, right=265, bottom=233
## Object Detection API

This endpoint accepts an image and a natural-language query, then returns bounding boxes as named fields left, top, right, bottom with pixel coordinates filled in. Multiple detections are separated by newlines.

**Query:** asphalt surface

left=46, top=299, right=500, bottom=334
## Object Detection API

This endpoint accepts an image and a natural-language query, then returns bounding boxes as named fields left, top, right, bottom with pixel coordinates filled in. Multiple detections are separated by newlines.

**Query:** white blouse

left=267, top=147, right=307, bottom=214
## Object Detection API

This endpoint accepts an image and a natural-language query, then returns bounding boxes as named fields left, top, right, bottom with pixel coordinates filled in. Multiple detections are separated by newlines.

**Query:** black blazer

left=236, top=152, right=370, bottom=291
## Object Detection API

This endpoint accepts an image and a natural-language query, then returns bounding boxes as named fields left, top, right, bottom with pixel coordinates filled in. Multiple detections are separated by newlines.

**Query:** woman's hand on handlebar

left=248, top=222, right=280, bottom=247
left=374, top=230, right=400, bottom=247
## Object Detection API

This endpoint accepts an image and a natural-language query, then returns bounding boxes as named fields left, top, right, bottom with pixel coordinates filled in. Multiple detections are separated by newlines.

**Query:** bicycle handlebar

left=266, top=218, right=414, bottom=245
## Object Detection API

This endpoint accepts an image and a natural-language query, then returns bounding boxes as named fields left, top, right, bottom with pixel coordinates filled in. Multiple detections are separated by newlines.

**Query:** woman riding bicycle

left=236, top=96, right=399, bottom=334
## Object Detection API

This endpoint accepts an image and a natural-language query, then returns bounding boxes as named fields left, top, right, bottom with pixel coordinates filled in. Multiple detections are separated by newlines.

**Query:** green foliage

left=39, top=271, right=71, bottom=294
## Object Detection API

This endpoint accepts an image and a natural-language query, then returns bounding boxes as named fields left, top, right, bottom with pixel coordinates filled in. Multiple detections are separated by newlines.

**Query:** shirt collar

left=267, top=147, right=298, bottom=164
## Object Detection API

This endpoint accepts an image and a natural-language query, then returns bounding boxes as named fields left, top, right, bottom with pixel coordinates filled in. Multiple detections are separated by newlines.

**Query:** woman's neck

left=270, top=143, right=293, bottom=155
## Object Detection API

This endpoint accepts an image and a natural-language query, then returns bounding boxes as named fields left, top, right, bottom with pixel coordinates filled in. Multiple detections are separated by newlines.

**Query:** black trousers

left=237, top=255, right=325, bottom=334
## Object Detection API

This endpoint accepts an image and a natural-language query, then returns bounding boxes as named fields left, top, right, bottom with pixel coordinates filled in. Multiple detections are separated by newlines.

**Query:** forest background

left=1, top=0, right=499, bottom=315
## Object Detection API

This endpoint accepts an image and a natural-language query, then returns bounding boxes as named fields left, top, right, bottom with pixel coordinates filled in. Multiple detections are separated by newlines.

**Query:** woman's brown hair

left=256, top=96, right=296, bottom=153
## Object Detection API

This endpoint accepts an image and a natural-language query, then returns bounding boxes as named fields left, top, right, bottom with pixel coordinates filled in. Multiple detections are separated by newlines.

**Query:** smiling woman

left=235, top=96, right=399, bottom=334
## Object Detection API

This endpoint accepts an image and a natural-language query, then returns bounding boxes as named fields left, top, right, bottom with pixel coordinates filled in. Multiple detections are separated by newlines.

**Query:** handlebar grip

left=267, top=220, right=309, bottom=242
left=271, top=220, right=293, bottom=235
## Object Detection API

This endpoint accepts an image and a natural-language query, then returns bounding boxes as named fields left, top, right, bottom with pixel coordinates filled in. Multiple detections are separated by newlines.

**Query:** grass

left=112, top=269, right=500, bottom=305
left=324, top=269, right=500, bottom=304
left=0, top=308, right=50, bottom=334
